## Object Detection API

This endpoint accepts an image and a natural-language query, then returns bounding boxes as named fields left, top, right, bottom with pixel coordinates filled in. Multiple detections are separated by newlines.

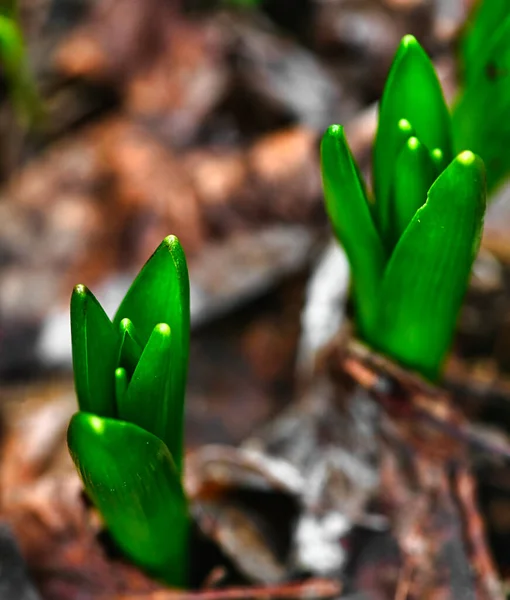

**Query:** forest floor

left=3, top=1, right=510, bottom=599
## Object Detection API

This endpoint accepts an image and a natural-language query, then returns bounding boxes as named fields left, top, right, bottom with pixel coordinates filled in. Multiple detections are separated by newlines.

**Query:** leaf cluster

left=321, top=36, right=486, bottom=381
left=68, top=235, right=190, bottom=585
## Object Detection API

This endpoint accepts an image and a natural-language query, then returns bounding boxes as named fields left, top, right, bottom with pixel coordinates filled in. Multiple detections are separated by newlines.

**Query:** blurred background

left=6, top=0, right=510, bottom=598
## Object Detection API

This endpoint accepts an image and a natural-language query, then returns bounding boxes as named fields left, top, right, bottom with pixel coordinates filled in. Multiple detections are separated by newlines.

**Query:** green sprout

left=321, top=35, right=486, bottom=381
left=67, top=235, right=190, bottom=586
left=0, top=1, right=43, bottom=127
left=453, top=0, right=510, bottom=192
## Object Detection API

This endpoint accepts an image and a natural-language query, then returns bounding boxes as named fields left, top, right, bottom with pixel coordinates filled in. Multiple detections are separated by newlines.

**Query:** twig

left=455, top=467, right=504, bottom=600
left=339, top=339, right=510, bottom=463
left=394, top=560, right=414, bottom=600
left=114, top=579, right=342, bottom=600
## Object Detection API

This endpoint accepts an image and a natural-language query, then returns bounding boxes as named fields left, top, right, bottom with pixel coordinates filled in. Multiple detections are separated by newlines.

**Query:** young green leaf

left=374, top=119, right=415, bottom=241
left=395, top=118, right=415, bottom=145
left=453, top=15, right=510, bottom=192
left=373, top=35, right=452, bottom=234
left=387, top=136, right=438, bottom=251
left=113, top=236, right=189, bottom=345
left=113, top=235, right=190, bottom=474
left=320, top=124, right=387, bottom=337
left=70, top=285, right=118, bottom=417
left=371, top=152, right=486, bottom=380
left=117, top=318, right=143, bottom=377
left=67, top=412, right=188, bottom=586
left=116, top=323, right=174, bottom=450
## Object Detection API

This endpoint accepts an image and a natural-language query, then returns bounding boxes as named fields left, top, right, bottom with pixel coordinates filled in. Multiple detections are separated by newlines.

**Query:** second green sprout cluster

left=321, top=36, right=486, bottom=381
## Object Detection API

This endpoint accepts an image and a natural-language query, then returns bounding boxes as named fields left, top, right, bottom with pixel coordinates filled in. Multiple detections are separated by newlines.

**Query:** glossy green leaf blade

left=117, top=318, right=143, bottom=376
left=68, top=412, right=188, bottom=586
left=371, top=152, right=486, bottom=380
left=70, top=285, right=118, bottom=417
left=117, top=323, right=173, bottom=447
left=453, top=15, right=510, bottom=192
left=113, top=236, right=190, bottom=345
left=387, top=136, right=438, bottom=251
left=373, top=35, right=452, bottom=236
left=374, top=118, right=415, bottom=241
left=113, top=235, right=190, bottom=473
left=320, top=124, right=387, bottom=337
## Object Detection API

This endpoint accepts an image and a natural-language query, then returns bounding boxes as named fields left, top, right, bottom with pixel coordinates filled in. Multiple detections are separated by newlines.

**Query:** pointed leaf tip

left=73, top=283, right=87, bottom=297
left=155, top=322, right=171, bottom=336
left=114, top=367, right=128, bottom=409
left=113, top=235, right=190, bottom=474
left=401, top=34, right=418, bottom=49
left=431, top=147, right=444, bottom=167
left=320, top=123, right=386, bottom=337
left=326, top=123, right=342, bottom=136
left=117, top=317, right=143, bottom=376
left=386, top=133, right=438, bottom=251
left=407, top=136, right=419, bottom=151
left=163, top=233, right=180, bottom=248
left=373, top=34, right=453, bottom=236
left=398, top=119, right=413, bottom=134
left=458, top=150, right=476, bottom=166
left=113, top=235, right=189, bottom=346
left=434, top=151, right=486, bottom=193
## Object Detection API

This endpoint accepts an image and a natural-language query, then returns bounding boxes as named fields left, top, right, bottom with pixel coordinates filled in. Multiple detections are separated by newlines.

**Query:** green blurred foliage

left=0, top=2, right=43, bottom=127
left=453, top=0, right=510, bottom=193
